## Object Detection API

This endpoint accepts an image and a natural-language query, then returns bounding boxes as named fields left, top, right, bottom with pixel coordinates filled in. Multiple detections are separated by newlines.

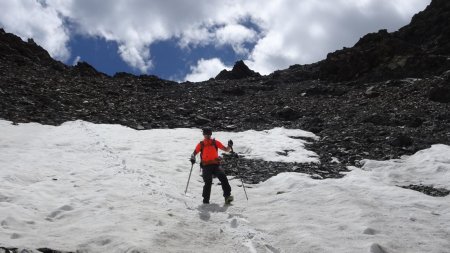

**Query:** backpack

left=199, top=139, right=218, bottom=167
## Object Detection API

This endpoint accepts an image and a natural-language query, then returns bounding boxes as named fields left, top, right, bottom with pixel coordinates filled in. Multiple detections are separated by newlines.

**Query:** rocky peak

left=0, top=28, right=53, bottom=63
left=72, top=61, right=105, bottom=77
left=397, top=0, right=450, bottom=54
left=215, top=60, right=260, bottom=80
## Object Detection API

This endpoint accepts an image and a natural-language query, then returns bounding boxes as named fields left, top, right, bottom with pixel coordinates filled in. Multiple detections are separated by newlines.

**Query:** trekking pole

left=185, top=163, right=194, bottom=194
left=231, top=147, right=249, bottom=201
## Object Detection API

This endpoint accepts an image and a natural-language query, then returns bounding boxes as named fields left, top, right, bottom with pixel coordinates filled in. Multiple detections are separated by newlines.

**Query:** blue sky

left=0, top=0, right=431, bottom=82
left=68, top=34, right=243, bottom=80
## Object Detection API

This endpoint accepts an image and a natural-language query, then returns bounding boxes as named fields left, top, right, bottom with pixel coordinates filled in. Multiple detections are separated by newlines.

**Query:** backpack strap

left=199, top=139, right=218, bottom=158
left=212, top=139, right=217, bottom=151
left=200, top=141, right=204, bottom=160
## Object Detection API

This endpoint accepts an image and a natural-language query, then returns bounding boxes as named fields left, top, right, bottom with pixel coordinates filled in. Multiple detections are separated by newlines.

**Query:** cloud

left=0, top=0, right=430, bottom=76
left=184, top=58, right=231, bottom=82
left=118, top=43, right=152, bottom=73
left=0, top=0, right=70, bottom=61
left=72, top=56, right=81, bottom=65
left=215, top=24, right=259, bottom=55
left=44, top=0, right=253, bottom=73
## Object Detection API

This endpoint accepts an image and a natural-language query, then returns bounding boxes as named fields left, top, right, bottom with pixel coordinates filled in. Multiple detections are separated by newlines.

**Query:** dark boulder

left=405, top=117, right=424, bottom=128
left=389, top=114, right=425, bottom=128
left=222, top=87, right=246, bottom=96
left=429, top=86, right=450, bottom=103
left=363, top=113, right=394, bottom=126
left=273, top=106, right=300, bottom=121
left=364, top=86, right=381, bottom=98
left=391, top=134, right=413, bottom=147
left=304, top=86, right=346, bottom=97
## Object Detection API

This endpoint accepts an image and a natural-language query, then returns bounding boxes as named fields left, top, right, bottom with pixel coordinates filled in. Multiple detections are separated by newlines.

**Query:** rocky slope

left=1, top=0, right=450, bottom=186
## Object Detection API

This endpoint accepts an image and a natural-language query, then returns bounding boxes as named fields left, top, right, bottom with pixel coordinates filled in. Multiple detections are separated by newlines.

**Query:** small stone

left=311, top=174, right=323, bottom=179
left=363, top=228, right=377, bottom=235
left=194, top=116, right=211, bottom=125
left=225, top=125, right=237, bottom=130
left=365, top=86, right=380, bottom=98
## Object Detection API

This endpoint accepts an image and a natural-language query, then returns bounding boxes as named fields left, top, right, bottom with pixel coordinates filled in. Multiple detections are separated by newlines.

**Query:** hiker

left=190, top=127, right=234, bottom=204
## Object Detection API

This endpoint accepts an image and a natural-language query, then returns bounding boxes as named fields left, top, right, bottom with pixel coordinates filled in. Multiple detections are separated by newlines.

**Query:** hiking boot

left=224, top=195, right=234, bottom=204
left=203, top=199, right=210, bottom=204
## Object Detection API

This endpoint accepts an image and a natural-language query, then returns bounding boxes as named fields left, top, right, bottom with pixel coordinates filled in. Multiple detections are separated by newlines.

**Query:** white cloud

left=42, top=0, right=255, bottom=73
left=0, top=0, right=70, bottom=61
left=215, top=24, right=258, bottom=55
left=118, top=43, right=152, bottom=73
left=72, top=56, right=81, bottom=65
left=178, top=26, right=213, bottom=49
left=0, top=0, right=430, bottom=76
left=184, top=58, right=231, bottom=82
left=178, top=23, right=259, bottom=57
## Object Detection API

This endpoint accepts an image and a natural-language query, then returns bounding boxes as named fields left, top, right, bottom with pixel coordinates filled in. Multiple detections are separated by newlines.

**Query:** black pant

left=202, top=164, right=231, bottom=201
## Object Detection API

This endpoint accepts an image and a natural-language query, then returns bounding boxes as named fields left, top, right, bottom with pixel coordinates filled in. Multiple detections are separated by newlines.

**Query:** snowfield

left=0, top=120, right=449, bottom=253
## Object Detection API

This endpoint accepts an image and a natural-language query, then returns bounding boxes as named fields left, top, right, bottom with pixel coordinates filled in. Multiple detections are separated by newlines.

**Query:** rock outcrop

left=215, top=60, right=260, bottom=80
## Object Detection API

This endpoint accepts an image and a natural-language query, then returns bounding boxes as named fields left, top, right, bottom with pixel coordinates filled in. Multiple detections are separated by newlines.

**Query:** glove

left=190, top=153, right=196, bottom=164
left=228, top=139, right=233, bottom=147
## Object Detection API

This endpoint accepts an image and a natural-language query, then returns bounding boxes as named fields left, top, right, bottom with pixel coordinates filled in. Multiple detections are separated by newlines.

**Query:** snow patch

left=0, top=120, right=449, bottom=252
left=361, top=144, right=450, bottom=188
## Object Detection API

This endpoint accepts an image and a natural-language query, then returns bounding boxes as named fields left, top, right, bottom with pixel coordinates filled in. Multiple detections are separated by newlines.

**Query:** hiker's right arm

left=190, top=144, right=201, bottom=164
left=193, top=143, right=201, bottom=156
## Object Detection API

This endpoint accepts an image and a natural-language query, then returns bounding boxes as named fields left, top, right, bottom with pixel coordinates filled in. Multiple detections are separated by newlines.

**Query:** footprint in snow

left=47, top=205, right=74, bottom=220
left=10, top=233, right=21, bottom=239
left=230, top=218, right=238, bottom=228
